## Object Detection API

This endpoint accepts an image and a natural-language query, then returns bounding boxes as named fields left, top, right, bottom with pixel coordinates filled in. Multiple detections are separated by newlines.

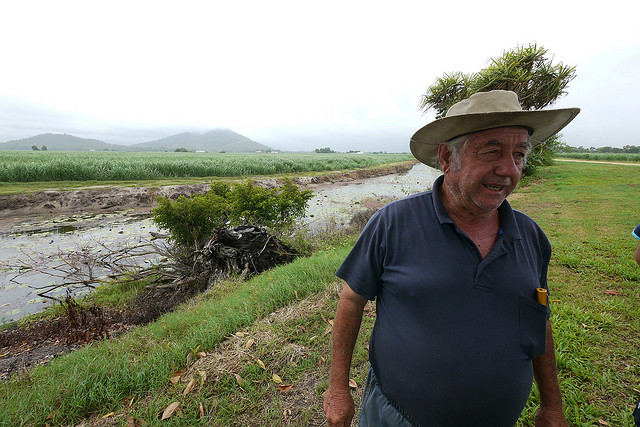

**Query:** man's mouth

left=485, top=184, right=504, bottom=191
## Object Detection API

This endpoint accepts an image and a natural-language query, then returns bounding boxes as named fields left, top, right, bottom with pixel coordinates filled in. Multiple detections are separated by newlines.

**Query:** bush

left=523, top=135, right=562, bottom=177
left=153, top=190, right=229, bottom=247
left=152, top=179, right=313, bottom=248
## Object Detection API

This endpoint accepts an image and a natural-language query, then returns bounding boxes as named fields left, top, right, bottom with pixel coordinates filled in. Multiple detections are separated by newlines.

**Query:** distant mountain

left=0, top=129, right=273, bottom=152
left=0, top=133, right=128, bottom=151
left=129, top=129, right=273, bottom=152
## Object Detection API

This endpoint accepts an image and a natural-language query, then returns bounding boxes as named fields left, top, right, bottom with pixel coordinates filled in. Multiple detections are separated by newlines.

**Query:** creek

left=0, top=163, right=441, bottom=324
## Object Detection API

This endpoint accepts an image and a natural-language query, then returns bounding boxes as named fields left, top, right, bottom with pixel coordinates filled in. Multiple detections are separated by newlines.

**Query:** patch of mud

left=0, top=305, right=122, bottom=381
left=0, top=279, right=201, bottom=381
left=0, top=184, right=211, bottom=221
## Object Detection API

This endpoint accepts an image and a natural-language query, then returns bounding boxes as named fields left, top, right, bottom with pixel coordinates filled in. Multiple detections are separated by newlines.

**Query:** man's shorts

left=358, top=367, right=417, bottom=427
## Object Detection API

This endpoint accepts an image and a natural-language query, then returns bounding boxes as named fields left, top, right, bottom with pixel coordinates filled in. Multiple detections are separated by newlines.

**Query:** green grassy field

left=0, top=151, right=413, bottom=183
left=1, top=161, right=639, bottom=426
left=511, top=161, right=640, bottom=425
left=555, top=152, right=640, bottom=162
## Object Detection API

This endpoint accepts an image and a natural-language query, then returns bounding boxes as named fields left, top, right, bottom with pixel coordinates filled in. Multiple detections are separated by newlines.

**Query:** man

left=324, top=90, right=580, bottom=426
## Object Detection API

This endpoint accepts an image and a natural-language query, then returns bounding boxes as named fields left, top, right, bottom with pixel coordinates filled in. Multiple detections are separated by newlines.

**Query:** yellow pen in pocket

left=536, top=288, right=548, bottom=306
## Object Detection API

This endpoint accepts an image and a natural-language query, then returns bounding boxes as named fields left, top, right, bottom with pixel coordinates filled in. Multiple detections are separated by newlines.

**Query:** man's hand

left=534, top=407, right=568, bottom=427
left=324, top=387, right=355, bottom=427
left=533, top=321, right=568, bottom=427
left=324, top=283, right=367, bottom=426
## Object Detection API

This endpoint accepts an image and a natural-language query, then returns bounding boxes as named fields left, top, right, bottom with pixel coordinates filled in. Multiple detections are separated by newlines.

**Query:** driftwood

left=204, top=225, right=296, bottom=275
left=3, top=225, right=297, bottom=314
left=172, top=225, right=297, bottom=288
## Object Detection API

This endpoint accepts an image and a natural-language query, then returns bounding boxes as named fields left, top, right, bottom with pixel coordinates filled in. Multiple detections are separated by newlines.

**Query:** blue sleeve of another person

left=633, top=224, right=640, bottom=240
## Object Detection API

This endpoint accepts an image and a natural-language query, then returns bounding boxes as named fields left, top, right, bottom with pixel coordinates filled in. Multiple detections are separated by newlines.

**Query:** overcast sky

left=1, top=1, right=638, bottom=152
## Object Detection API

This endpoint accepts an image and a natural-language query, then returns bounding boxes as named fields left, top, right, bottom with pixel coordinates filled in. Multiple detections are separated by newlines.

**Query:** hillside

left=129, top=129, right=272, bottom=152
left=0, top=133, right=128, bottom=151
left=0, top=129, right=273, bottom=152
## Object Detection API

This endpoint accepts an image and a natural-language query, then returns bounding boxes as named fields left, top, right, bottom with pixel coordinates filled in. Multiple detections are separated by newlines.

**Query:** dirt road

left=555, top=158, right=640, bottom=166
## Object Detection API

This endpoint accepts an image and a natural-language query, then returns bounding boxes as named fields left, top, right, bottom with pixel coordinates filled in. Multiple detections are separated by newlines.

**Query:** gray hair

left=433, top=134, right=469, bottom=171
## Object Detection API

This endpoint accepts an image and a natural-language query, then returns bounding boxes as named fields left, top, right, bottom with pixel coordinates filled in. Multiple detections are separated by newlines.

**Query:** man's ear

left=437, top=143, right=452, bottom=173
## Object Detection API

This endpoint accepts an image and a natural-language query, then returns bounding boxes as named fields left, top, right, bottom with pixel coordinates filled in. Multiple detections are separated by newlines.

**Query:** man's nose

left=494, top=153, right=522, bottom=176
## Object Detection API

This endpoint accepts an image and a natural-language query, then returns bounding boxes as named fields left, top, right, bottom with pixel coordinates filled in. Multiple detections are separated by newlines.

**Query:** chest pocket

left=519, top=296, right=548, bottom=359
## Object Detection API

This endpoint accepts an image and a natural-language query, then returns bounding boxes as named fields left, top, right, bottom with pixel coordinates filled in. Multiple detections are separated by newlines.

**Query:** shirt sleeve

left=335, top=210, right=387, bottom=301
left=633, top=224, right=640, bottom=240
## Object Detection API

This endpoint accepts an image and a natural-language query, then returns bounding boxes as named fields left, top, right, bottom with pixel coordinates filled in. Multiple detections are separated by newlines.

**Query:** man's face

left=440, top=127, right=530, bottom=216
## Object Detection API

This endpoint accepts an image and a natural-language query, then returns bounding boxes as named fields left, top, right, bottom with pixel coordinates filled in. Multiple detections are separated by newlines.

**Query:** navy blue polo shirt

left=336, top=175, right=551, bottom=426
left=633, top=224, right=640, bottom=240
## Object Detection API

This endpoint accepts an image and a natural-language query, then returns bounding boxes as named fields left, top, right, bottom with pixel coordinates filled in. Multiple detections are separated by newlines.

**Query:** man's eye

left=481, top=149, right=500, bottom=156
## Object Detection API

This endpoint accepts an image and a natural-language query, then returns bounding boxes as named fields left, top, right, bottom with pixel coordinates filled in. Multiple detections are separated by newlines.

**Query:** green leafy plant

left=419, top=44, right=576, bottom=118
left=152, top=178, right=313, bottom=248
left=523, top=134, right=563, bottom=177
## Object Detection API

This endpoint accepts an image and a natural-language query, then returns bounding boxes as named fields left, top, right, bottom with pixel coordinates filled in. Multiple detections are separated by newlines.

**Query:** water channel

left=0, top=163, right=441, bottom=324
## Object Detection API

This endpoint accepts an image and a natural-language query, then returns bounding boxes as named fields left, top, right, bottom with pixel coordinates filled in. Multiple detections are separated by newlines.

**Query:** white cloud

left=0, top=0, right=639, bottom=150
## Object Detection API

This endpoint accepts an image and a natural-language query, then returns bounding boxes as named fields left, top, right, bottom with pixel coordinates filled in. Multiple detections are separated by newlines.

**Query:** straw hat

left=410, top=90, right=580, bottom=168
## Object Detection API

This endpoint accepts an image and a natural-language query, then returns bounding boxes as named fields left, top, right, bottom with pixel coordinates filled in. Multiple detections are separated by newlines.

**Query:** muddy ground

left=0, top=162, right=415, bottom=381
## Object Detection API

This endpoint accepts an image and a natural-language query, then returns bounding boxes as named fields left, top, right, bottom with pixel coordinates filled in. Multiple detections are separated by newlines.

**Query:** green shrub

left=152, top=178, right=313, bottom=247
left=524, top=135, right=562, bottom=177
left=152, top=191, right=229, bottom=247
left=230, top=179, right=311, bottom=227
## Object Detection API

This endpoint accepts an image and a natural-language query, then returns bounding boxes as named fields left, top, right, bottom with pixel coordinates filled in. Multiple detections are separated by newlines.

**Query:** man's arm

left=324, top=283, right=368, bottom=427
left=634, top=242, right=640, bottom=267
left=532, top=320, right=568, bottom=427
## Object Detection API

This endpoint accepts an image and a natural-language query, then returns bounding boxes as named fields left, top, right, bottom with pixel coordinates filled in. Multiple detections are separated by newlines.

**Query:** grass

left=1, top=160, right=639, bottom=426
left=0, top=246, right=355, bottom=426
left=555, top=152, right=640, bottom=162
left=510, top=161, right=640, bottom=426
left=0, top=151, right=413, bottom=184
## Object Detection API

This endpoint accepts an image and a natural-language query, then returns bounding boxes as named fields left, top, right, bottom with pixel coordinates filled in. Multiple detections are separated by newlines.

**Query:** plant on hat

left=419, top=43, right=576, bottom=118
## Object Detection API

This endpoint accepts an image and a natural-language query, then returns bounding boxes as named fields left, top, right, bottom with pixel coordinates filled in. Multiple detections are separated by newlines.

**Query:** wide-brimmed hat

left=410, top=90, right=580, bottom=168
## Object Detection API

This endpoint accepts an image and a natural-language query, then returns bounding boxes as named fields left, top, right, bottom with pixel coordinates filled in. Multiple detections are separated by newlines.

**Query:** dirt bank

left=0, top=162, right=416, bottom=220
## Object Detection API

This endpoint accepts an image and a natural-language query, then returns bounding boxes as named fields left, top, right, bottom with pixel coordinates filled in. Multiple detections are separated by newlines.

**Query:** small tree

left=419, top=44, right=576, bottom=176
left=41, top=145, right=48, bottom=151
left=152, top=179, right=313, bottom=248
left=31, top=145, right=40, bottom=151
left=315, top=147, right=335, bottom=153
left=420, top=44, right=576, bottom=117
